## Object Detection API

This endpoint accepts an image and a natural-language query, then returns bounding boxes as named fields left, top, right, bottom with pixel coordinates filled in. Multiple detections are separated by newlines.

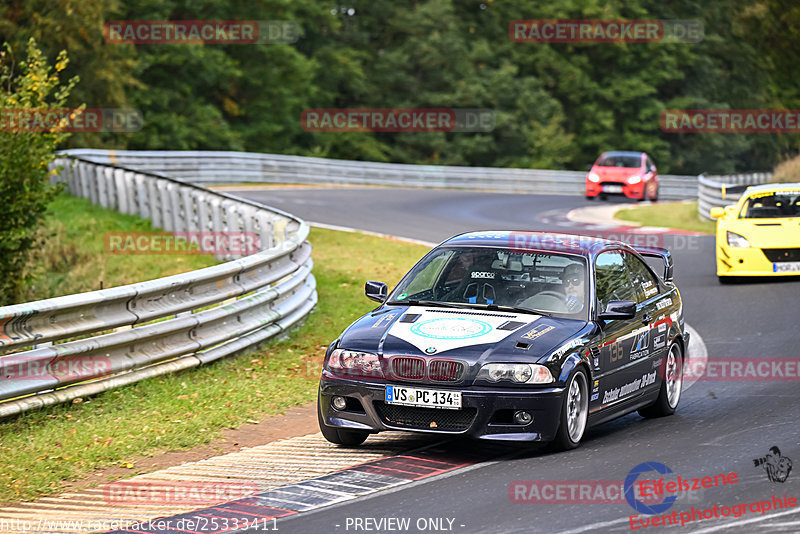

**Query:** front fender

left=557, top=351, right=592, bottom=385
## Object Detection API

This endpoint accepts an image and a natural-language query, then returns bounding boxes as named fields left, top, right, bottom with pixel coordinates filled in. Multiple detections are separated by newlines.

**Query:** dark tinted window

left=390, top=247, right=589, bottom=319
left=740, top=191, right=800, bottom=219
left=596, top=154, right=642, bottom=168
left=595, top=251, right=636, bottom=311
left=624, top=252, right=659, bottom=302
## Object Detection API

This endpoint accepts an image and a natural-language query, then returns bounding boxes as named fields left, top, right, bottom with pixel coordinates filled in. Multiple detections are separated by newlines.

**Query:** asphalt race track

left=227, top=187, right=800, bottom=533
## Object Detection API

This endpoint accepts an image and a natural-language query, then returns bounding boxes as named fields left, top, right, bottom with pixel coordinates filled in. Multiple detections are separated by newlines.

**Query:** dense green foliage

left=0, top=38, right=78, bottom=303
left=2, top=0, right=799, bottom=174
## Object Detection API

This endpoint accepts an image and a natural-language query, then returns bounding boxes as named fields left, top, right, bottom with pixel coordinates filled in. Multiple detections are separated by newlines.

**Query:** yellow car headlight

left=726, top=231, right=750, bottom=248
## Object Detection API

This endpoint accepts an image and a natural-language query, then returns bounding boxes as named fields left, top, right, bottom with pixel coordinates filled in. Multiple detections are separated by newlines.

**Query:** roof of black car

left=441, top=231, right=615, bottom=255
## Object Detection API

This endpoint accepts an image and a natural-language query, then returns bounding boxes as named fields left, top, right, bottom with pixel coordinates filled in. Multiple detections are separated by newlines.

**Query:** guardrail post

left=149, top=179, right=163, bottom=228
left=135, top=173, right=150, bottom=220
left=209, top=196, right=223, bottom=233
left=97, top=167, right=111, bottom=208
left=87, top=164, right=100, bottom=205
left=256, top=212, right=274, bottom=250
left=113, top=168, right=128, bottom=214
left=76, top=161, right=88, bottom=199
left=196, top=194, right=212, bottom=233
left=180, top=186, right=199, bottom=233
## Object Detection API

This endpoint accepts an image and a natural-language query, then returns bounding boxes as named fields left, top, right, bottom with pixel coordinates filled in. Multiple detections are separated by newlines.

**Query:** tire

left=586, top=195, right=594, bottom=201
left=551, top=367, right=589, bottom=451
left=639, top=343, right=683, bottom=418
left=718, top=275, right=733, bottom=284
left=317, top=394, right=369, bottom=446
left=652, top=186, right=659, bottom=202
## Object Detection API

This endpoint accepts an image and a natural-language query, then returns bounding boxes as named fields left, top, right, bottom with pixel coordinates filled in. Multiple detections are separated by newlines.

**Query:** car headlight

left=726, top=231, right=750, bottom=248
left=327, top=349, right=384, bottom=378
left=477, top=363, right=554, bottom=384
left=587, top=172, right=600, bottom=183
left=627, top=174, right=642, bottom=184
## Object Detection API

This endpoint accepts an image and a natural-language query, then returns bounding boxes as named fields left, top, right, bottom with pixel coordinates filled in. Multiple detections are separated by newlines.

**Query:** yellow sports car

left=710, top=183, right=800, bottom=282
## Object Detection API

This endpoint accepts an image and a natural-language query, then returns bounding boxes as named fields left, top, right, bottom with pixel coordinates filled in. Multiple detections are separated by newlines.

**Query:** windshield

left=596, top=154, right=642, bottom=168
left=740, top=191, right=800, bottom=218
left=389, top=247, right=589, bottom=320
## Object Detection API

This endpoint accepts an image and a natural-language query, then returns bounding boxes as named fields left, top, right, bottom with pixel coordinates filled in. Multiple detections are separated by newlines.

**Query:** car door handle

left=642, top=314, right=652, bottom=325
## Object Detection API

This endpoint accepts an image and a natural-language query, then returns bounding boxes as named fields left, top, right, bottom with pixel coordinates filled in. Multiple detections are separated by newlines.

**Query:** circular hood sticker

left=410, top=317, right=492, bottom=340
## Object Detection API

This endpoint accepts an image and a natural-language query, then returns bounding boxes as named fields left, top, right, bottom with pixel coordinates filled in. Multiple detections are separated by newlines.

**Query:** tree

left=0, top=38, right=79, bottom=303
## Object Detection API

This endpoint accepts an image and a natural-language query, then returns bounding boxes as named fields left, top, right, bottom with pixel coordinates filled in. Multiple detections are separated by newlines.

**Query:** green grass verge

left=615, top=201, right=716, bottom=235
left=0, top=226, right=428, bottom=503
left=22, top=193, right=218, bottom=302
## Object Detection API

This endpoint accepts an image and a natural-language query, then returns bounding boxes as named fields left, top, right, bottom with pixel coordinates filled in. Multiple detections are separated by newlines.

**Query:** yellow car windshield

left=740, top=191, right=800, bottom=219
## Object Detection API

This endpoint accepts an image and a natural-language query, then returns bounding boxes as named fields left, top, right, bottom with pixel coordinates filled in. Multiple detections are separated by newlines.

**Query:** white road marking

left=308, top=221, right=437, bottom=247
left=551, top=516, right=630, bottom=534
left=684, top=323, right=707, bottom=392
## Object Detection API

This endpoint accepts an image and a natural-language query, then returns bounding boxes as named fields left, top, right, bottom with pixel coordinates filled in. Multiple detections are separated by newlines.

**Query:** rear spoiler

left=630, top=245, right=673, bottom=282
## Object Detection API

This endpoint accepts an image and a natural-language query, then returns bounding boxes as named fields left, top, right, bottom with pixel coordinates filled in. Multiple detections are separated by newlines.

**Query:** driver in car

left=562, top=263, right=585, bottom=312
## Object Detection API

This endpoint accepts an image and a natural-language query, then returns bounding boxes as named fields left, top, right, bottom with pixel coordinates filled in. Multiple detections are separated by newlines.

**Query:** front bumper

left=716, top=243, right=800, bottom=276
left=319, top=374, right=565, bottom=442
left=586, top=180, right=646, bottom=199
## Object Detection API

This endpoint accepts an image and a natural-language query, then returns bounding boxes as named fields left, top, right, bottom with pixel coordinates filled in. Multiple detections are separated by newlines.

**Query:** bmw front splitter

left=319, top=374, right=565, bottom=442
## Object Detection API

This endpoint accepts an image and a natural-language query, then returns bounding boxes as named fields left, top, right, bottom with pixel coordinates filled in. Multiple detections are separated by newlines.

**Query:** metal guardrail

left=63, top=149, right=701, bottom=200
left=697, top=172, right=773, bottom=220
left=0, top=157, right=317, bottom=418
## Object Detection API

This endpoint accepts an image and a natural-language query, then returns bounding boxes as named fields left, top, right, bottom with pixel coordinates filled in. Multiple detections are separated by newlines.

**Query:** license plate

left=603, top=184, right=623, bottom=193
left=385, top=385, right=461, bottom=410
left=774, top=262, right=800, bottom=272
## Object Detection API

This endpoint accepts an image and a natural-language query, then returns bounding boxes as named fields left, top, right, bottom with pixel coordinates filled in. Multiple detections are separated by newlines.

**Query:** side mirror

left=598, top=300, right=636, bottom=321
left=365, top=281, right=388, bottom=303
left=709, top=207, right=725, bottom=219
left=585, top=164, right=593, bottom=171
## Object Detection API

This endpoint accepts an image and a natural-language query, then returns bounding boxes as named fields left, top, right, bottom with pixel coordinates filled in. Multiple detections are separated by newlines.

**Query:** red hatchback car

left=585, top=151, right=658, bottom=201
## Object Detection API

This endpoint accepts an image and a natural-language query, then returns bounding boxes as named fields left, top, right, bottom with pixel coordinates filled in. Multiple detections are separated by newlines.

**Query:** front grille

left=374, top=402, right=476, bottom=432
left=428, top=359, right=465, bottom=382
left=391, top=357, right=425, bottom=380
left=762, top=248, right=800, bottom=262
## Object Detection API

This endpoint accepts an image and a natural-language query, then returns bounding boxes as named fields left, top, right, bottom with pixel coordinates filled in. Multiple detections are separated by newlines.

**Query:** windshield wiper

left=385, top=300, right=551, bottom=316
left=482, top=303, right=550, bottom=316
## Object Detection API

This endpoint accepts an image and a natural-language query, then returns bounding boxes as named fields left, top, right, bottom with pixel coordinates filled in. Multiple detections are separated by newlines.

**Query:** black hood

left=339, top=305, right=589, bottom=365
